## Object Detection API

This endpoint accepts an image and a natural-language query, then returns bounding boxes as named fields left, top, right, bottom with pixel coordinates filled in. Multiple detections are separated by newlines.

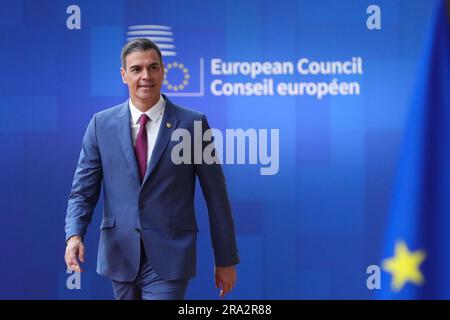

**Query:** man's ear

left=120, top=67, right=127, bottom=84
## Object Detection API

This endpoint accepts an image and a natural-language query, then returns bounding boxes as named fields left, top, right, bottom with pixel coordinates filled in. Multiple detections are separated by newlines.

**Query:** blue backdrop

left=0, top=0, right=447, bottom=299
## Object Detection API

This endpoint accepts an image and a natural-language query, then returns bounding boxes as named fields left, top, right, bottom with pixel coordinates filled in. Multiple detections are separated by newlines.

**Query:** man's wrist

left=66, top=235, right=82, bottom=245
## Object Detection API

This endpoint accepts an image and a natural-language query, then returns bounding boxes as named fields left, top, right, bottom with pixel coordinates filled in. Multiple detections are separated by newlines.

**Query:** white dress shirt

left=129, top=95, right=165, bottom=165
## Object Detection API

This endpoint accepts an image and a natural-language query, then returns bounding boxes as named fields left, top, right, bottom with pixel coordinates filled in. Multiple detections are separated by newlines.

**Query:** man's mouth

left=139, top=84, right=154, bottom=88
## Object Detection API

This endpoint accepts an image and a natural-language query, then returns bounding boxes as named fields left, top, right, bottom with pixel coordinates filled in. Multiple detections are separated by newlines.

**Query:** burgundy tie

left=135, top=114, right=149, bottom=182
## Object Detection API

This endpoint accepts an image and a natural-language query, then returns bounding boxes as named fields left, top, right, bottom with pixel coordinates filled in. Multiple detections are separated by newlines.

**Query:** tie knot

left=138, top=114, right=149, bottom=126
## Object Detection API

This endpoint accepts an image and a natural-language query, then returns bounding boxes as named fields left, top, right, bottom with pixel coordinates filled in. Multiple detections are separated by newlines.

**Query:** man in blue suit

left=64, top=38, right=239, bottom=300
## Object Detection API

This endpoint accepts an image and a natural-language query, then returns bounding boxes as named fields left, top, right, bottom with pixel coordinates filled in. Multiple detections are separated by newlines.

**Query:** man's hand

left=215, top=265, right=237, bottom=298
left=65, top=236, right=85, bottom=272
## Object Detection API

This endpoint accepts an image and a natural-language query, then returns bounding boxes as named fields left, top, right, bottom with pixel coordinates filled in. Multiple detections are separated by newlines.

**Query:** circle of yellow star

left=163, top=62, right=190, bottom=91
left=382, top=240, right=426, bottom=291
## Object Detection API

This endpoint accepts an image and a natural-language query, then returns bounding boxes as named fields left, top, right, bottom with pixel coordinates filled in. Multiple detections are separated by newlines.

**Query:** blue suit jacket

left=65, top=95, right=239, bottom=281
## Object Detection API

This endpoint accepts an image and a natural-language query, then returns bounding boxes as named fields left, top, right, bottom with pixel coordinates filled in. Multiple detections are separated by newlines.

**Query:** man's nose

left=141, top=68, right=152, bottom=80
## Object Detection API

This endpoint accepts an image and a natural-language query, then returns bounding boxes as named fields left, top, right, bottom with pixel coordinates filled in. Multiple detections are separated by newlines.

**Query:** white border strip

left=126, top=36, right=174, bottom=42
left=161, top=51, right=177, bottom=56
left=128, top=25, right=171, bottom=30
left=127, top=30, right=173, bottom=36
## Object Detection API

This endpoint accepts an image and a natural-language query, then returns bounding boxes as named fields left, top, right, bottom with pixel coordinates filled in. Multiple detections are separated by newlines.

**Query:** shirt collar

left=129, top=95, right=165, bottom=124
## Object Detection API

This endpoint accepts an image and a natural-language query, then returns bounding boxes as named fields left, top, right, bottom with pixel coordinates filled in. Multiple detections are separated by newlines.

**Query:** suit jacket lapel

left=142, top=96, right=179, bottom=187
left=116, top=101, right=141, bottom=185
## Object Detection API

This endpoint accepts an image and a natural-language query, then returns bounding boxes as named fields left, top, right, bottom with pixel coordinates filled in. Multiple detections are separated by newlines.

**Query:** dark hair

left=121, top=38, right=163, bottom=69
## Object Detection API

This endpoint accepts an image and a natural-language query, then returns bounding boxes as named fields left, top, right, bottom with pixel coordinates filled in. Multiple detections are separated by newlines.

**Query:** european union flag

left=379, top=0, right=450, bottom=299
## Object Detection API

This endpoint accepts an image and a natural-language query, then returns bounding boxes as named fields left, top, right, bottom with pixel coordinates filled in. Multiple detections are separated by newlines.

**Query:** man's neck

left=131, top=96, right=160, bottom=113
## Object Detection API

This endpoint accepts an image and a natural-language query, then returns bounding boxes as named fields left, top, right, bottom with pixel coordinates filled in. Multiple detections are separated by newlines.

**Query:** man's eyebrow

left=128, top=62, right=160, bottom=69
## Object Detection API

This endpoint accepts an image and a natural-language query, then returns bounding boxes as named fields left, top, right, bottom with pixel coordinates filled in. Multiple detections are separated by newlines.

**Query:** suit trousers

left=111, top=240, right=190, bottom=300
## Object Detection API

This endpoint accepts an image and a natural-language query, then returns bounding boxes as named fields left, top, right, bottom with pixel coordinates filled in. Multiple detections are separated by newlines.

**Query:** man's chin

left=133, top=92, right=160, bottom=104
left=137, top=87, right=154, bottom=94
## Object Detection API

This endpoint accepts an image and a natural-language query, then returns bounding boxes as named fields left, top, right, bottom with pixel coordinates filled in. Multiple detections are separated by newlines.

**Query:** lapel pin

left=166, top=122, right=172, bottom=128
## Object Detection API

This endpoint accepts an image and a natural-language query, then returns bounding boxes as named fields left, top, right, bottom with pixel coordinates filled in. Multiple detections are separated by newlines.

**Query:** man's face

left=120, top=49, right=164, bottom=106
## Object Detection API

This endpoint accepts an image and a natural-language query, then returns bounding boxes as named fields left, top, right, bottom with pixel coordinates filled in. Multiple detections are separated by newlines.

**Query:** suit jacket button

left=139, top=203, right=145, bottom=209
left=134, top=228, right=140, bottom=234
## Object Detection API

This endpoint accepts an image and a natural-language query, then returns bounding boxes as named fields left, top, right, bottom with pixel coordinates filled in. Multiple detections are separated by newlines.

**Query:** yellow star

left=382, top=240, right=426, bottom=291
